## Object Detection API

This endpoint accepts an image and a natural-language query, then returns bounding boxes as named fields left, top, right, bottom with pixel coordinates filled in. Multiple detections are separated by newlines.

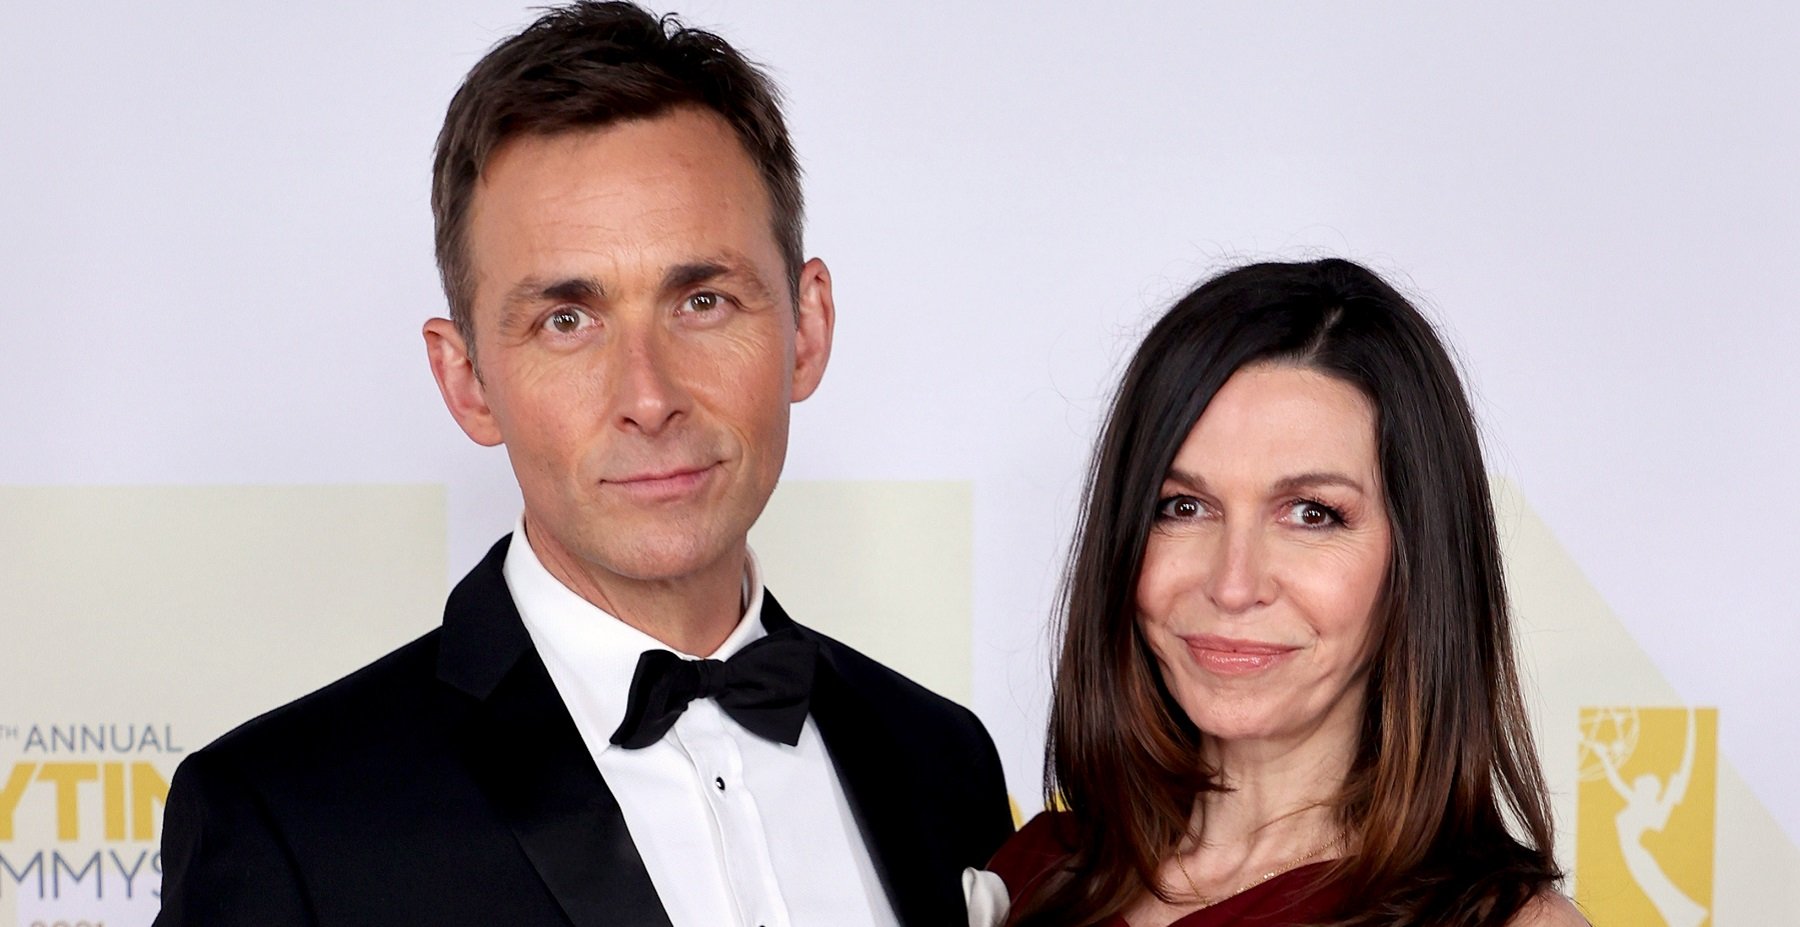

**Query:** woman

left=978, top=260, right=1585, bottom=926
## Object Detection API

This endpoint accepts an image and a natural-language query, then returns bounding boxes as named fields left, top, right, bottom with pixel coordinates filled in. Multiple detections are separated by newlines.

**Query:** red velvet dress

left=989, top=813, right=1348, bottom=927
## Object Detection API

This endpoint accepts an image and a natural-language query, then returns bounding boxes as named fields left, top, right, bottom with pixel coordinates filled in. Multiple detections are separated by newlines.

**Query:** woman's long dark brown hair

left=1010, top=259, right=1560, bottom=926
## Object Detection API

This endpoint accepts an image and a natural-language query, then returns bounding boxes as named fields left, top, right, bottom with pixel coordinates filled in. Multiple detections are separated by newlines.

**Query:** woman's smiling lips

left=1180, top=634, right=1300, bottom=676
left=600, top=463, right=719, bottom=502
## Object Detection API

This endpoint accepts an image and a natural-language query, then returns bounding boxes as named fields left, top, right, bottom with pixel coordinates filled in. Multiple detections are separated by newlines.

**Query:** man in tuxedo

left=152, top=3, right=1014, bottom=925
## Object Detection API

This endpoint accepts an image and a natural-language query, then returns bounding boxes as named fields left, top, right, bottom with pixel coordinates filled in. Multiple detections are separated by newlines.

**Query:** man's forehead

left=477, top=108, right=761, bottom=199
left=469, top=115, right=774, bottom=229
left=463, top=112, right=787, bottom=315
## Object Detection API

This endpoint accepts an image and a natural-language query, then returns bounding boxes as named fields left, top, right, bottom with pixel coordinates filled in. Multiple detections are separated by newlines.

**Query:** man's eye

left=543, top=309, right=589, bottom=334
left=1156, top=495, right=1203, bottom=519
left=684, top=292, right=725, bottom=313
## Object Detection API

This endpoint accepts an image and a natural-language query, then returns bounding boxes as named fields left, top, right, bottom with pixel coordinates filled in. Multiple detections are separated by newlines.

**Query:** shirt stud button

left=714, top=776, right=726, bottom=791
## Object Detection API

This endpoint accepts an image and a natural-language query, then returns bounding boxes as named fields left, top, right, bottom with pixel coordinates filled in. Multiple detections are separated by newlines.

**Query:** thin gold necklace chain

left=1172, top=833, right=1343, bottom=909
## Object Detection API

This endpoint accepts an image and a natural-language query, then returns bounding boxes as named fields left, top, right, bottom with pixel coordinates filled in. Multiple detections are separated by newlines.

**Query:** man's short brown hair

left=431, top=1, right=803, bottom=350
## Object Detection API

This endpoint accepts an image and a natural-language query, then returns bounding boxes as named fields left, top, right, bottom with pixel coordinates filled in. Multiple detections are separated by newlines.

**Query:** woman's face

left=1136, top=363, right=1391, bottom=756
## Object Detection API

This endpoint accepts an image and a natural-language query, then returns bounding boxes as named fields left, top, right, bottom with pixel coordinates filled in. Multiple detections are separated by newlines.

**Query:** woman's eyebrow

left=1160, top=469, right=1368, bottom=496
left=1163, top=468, right=1208, bottom=493
left=1271, top=471, right=1367, bottom=496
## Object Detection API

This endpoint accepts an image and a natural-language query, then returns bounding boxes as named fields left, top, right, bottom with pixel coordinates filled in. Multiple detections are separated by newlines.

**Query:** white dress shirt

left=504, top=517, right=901, bottom=927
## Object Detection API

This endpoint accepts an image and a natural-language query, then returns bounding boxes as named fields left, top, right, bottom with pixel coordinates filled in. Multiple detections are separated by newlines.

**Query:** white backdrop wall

left=2, top=1, right=1796, bottom=923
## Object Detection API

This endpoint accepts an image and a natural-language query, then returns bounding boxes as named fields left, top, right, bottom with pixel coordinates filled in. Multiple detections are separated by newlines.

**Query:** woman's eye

left=1286, top=500, right=1342, bottom=528
left=543, top=308, right=590, bottom=334
left=1156, top=495, right=1204, bottom=519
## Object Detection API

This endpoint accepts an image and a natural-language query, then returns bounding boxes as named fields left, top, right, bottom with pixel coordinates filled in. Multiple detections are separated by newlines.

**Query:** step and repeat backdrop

left=2, top=2, right=1795, bottom=924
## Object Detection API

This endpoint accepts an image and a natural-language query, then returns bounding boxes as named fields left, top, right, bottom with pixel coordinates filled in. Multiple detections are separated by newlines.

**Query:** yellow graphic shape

left=750, top=480, right=973, bottom=705
left=0, top=486, right=445, bottom=860
left=1495, top=478, right=1800, bottom=922
left=1576, top=707, right=1716, bottom=926
left=0, top=485, right=446, bottom=734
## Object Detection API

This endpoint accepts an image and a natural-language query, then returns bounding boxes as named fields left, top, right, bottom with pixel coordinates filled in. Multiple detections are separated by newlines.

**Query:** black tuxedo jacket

left=154, top=536, right=1014, bottom=926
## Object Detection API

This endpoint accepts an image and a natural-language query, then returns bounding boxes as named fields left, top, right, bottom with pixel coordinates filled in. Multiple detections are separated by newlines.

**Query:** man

left=153, top=4, right=1014, bottom=925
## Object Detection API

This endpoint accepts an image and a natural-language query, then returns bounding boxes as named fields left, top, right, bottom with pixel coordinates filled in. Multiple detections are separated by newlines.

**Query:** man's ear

left=791, top=257, right=835, bottom=402
left=423, top=317, right=503, bottom=446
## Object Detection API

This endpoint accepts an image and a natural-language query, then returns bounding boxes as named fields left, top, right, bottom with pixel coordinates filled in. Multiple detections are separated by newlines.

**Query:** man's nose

left=610, top=324, right=690, bottom=436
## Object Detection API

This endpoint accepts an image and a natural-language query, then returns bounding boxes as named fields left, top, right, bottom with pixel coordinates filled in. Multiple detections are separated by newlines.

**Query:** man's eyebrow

left=661, top=254, right=778, bottom=304
left=496, top=276, right=606, bottom=332
left=504, top=276, right=605, bottom=305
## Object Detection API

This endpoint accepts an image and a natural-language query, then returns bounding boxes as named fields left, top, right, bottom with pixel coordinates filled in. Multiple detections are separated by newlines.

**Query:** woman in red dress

left=976, top=260, right=1586, bottom=927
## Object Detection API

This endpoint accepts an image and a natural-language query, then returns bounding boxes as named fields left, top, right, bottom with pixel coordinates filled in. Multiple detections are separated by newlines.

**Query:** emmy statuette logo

left=1575, top=706, right=1718, bottom=927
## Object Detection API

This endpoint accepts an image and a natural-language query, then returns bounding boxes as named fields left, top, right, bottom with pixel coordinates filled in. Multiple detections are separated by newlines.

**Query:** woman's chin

left=1190, top=705, right=1363, bottom=760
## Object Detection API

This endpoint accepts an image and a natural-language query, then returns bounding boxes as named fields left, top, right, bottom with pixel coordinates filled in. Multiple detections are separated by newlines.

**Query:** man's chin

left=580, top=530, right=742, bottom=586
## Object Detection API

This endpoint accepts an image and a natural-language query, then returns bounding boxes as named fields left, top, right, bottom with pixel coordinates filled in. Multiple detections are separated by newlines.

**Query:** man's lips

left=599, top=462, right=720, bottom=500
left=1180, top=634, right=1299, bottom=676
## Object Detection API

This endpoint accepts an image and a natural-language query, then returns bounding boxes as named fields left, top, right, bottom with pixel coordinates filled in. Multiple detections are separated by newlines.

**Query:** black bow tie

left=609, top=628, right=819, bottom=750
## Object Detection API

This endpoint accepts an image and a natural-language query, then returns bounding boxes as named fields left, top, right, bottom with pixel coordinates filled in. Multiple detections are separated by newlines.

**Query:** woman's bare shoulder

left=1506, top=892, right=1590, bottom=927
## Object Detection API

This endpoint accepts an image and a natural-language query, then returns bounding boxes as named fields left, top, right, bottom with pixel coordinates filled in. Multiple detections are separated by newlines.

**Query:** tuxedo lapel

left=459, top=656, right=673, bottom=927
left=766, top=596, right=959, bottom=927
left=440, top=537, right=672, bottom=927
